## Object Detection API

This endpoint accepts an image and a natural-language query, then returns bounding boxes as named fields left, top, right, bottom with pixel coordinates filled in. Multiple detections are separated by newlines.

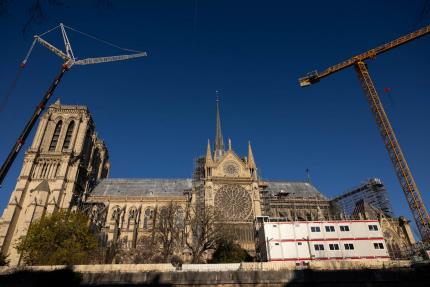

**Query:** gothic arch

left=90, top=205, right=99, bottom=222
left=52, top=116, right=64, bottom=124
left=382, top=222, right=408, bottom=259
left=143, top=207, right=154, bottom=230
left=111, top=205, right=123, bottom=242
left=176, top=206, right=185, bottom=228
left=49, top=120, right=63, bottom=151
left=128, top=206, right=137, bottom=219
left=127, top=206, right=138, bottom=229
left=65, top=117, right=79, bottom=125
left=160, top=206, right=168, bottom=217
left=62, top=120, right=76, bottom=150
left=111, top=205, right=123, bottom=222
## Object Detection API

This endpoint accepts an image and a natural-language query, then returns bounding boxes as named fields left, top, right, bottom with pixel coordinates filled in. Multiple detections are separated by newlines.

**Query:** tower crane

left=298, top=24, right=430, bottom=241
left=0, top=23, right=147, bottom=186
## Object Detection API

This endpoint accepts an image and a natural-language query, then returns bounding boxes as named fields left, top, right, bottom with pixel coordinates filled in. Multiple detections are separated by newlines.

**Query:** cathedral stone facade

left=0, top=99, right=416, bottom=265
left=85, top=178, right=191, bottom=251
left=352, top=200, right=416, bottom=259
left=0, top=100, right=109, bottom=265
left=198, top=99, right=262, bottom=252
left=85, top=98, right=266, bottom=255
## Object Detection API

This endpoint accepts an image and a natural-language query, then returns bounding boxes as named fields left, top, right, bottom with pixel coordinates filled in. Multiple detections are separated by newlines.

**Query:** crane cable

left=0, top=25, right=59, bottom=114
left=63, top=24, right=143, bottom=53
left=0, top=68, right=23, bottom=113
left=38, top=24, right=60, bottom=37
left=0, top=39, right=36, bottom=114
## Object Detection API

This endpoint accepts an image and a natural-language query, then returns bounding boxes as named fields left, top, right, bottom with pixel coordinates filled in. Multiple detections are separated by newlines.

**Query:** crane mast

left=299, top=25, right=430, bottom=241
left=355, top=61, right=430, bottom=241
left=0, top=66, right=68, bottom=185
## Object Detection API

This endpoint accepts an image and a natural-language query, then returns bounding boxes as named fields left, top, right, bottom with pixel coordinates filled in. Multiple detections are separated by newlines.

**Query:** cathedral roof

left=90, top=178, right=192, bottom=197
left=264, top=181, right=328, bottom=199
left=49, top=99, right=88, bottom=111
left=90, top=179, right=326, bottom=199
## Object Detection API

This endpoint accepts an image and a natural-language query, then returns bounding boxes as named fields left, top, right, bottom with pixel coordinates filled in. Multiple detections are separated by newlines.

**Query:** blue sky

left=0, top=1, right=429, bottom=238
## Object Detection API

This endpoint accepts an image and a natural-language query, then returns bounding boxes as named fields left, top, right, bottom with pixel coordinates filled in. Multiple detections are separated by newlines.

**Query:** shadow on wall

left=283, top=265, right=430, bottom=287
left=0, top=268, right=173, bottom=287
left=0, top=264, right=429, bottom=286
left=0, top=268, right=82, bottom=287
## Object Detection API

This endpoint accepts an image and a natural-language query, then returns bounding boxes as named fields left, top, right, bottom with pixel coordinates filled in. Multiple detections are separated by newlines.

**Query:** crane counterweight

left=299, top=71, right=320, bottom=87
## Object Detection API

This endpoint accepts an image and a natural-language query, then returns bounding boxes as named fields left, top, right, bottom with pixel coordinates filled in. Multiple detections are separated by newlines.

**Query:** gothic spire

left=247, top=141, right=256, bottom=168
left=52, top=98, right=61, bottom=107
left=206, top=139, right=213, bottom=164
left=214, top=93, right=224, bottom=159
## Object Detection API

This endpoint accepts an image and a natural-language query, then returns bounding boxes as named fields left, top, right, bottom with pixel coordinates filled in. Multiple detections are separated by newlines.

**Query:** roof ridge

left=265, top=179, right=313, bottom=184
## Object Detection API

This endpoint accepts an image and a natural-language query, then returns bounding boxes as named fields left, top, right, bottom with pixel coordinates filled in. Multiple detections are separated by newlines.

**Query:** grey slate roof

left=264, top=181, right=328, bottom=199
left=90, top=178, right=192, bottom=197
left=90, top=178, right=326, bottom=199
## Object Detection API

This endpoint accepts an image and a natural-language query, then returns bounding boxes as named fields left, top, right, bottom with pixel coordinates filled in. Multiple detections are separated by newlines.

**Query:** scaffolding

left=261, top=190, right=342, bottom=221
left=332, top=178, right=393, bottom=217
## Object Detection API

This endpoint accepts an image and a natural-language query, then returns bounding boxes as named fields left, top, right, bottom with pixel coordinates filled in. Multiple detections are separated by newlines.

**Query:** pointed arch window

left=49, top=121, right=62, bottom=151
left=62, top=121, right=75, bottom=150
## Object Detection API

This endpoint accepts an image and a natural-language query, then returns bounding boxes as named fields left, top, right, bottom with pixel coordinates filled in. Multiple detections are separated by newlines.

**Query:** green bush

left=15, top=210, right=99, bottom=265
left=209, top=238, right=253, bottom=263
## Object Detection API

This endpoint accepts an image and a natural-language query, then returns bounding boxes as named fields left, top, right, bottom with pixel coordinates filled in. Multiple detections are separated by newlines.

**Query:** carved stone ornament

left=222, top=161, right=240, bottom=177
left=214, top=184, right=252, bottom=221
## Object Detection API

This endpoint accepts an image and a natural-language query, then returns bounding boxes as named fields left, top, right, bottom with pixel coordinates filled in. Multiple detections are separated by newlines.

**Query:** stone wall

left=0, top=263, right=429, bottom=286
left=0, top=260, right=413, bottom=275
left=0, top=260, right=425, bottom=286
left=0, top=263, right=176, bottom=274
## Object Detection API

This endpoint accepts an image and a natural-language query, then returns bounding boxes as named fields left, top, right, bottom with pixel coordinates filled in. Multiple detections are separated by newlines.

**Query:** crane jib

left=299, top=24, right=430, bottom=86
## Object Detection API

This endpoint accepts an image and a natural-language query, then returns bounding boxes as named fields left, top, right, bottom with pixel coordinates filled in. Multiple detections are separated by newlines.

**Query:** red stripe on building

left=270, top=220, right=379, bottom=225
left=271, top=237, right=385, bottom=242
left=270, top=256, right=390, bottom=261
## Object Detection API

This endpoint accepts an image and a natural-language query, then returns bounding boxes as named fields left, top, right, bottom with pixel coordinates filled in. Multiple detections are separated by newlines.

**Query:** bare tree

left=104, top=237, right=127, bottom=264
left=119, top=236, right=159, bottom=264
left=154, top=202, right=185, bottom=262
left=0, top=0, right=112, bottom=35
left=91, top=203, right=185, bottom=264
left=185, top=206, right=225, bottom=263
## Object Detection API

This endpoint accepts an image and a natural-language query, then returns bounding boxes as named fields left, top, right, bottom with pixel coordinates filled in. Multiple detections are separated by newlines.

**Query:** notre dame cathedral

left=1, top=98, right=413, bottom=265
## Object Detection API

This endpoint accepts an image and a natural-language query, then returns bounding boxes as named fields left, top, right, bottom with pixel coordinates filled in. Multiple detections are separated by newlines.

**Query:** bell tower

left=0, top=100, right=109, bottom=265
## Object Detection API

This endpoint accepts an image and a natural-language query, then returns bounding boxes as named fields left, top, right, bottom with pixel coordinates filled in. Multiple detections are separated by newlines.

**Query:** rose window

left=214, top=185, right=253, bottom=221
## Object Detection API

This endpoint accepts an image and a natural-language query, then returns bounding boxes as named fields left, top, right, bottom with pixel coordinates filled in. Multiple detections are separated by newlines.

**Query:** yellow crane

left=299, top=25, right=430, bottom=241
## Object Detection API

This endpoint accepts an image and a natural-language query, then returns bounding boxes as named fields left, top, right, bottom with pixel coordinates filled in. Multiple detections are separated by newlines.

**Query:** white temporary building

left=258, top=218, right=389, bottom=262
